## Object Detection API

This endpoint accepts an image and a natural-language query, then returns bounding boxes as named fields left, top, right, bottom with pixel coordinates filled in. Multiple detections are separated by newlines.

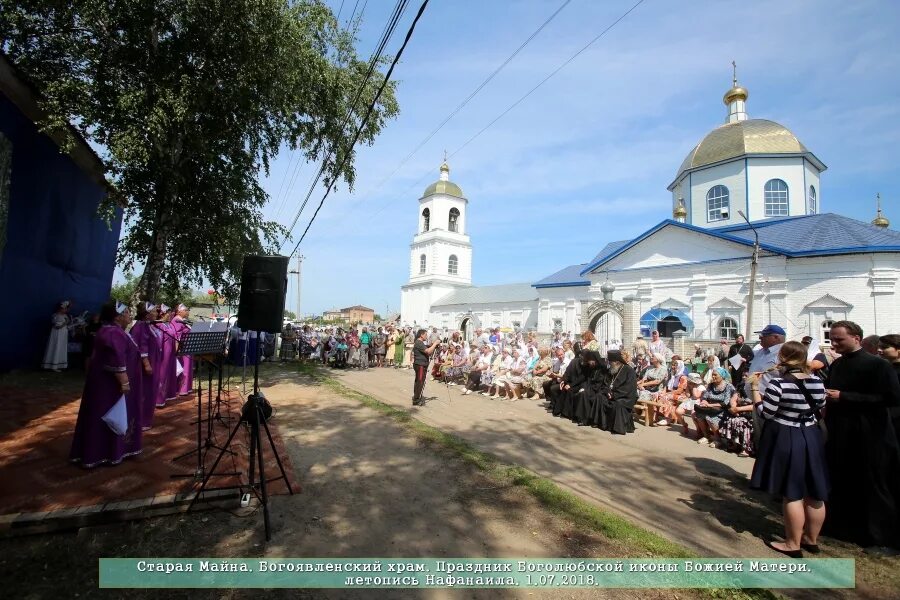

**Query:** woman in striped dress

left=749, top=341, right=829, bottom=558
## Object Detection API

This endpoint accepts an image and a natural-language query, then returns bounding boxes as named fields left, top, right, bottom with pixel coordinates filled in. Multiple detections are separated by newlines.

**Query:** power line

left=366, top=0, right=647, bottom=221
left=278, top=0, right=408, bottom=248
left=350, top=0, right=572, bottom=209
left=288, top=0, right=430, bottom=257
left=270, top=0, right=370, bottom=223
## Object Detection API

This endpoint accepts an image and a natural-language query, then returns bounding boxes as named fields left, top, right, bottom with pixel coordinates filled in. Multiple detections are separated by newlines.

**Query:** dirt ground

left=0, top=367, right=697, bottom=600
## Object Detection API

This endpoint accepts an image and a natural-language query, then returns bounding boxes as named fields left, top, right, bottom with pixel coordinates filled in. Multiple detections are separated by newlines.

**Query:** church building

left=399, top=73, right=900, bottom=348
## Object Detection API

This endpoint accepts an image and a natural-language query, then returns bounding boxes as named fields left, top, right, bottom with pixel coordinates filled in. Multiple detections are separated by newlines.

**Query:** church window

left=448, top=254, right=458, bottom=275
left=821, top=319, right=834, bottom=343
left=764, top=179, right=789, bottom=216
left=448, top=208, right=460, bottom=232
left=419, top=254, right=426, bottom=274
left=718, top=317, right=738, bottom=340
left=553, top=318, right=563, bottom=332
left=706, top=185, right=730, bottom=222
left=422, top=208, right=430, bottom=232
left=808, top=185, right=817, bottom=215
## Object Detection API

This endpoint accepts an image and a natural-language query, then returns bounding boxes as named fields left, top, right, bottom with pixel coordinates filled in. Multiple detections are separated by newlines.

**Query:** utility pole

left=737, top=211, right=759, bottom=341
left=289, top=255, right=304, bottom=320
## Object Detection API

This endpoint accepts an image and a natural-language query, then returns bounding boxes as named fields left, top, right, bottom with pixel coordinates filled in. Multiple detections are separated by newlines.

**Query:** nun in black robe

left=573, top=351, right=606, bottom=425
left=597, top=350, right=638, bottom=435
left=558, top=357, right=586, bottom=420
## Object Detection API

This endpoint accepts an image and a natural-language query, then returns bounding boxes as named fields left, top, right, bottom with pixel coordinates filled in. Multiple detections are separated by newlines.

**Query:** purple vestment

left=156, top=321, right=178, bottom=406
left=70, top=325, right=143, bottom=467
left=130, top=320, right=163, bottom=429
left=173, top=317, right=193, bottom=396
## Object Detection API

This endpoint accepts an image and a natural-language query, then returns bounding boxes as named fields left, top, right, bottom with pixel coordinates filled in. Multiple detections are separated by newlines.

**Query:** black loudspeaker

left=236, top=255, right=289, bottom=334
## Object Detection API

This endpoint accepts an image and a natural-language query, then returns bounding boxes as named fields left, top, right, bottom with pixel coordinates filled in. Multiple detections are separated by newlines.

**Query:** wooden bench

left=634, top=399, right=667, bottom=427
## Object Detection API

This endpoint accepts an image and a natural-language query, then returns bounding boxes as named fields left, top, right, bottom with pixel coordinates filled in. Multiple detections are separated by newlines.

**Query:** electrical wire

left=288, top=0, right=430, bottom=256
left=366, top=0, right=647, bottom=221
left=270, top=0, right=372, bottom=223
left=278, top=0, right=409, bottom=249
left=350, top=0, right=572, bottom=210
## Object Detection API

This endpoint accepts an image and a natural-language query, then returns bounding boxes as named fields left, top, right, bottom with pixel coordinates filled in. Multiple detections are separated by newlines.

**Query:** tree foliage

left=0, top=0, right=399, bottom=300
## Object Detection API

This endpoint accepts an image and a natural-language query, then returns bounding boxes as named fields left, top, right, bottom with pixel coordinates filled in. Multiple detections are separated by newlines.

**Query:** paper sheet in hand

left=727, top=353, right=744, bottom=370
left=102, top=394, right=128, bottom=436
left=176, top=358, right=184, bottom=376
left=806, top=339, right=819, bottom=361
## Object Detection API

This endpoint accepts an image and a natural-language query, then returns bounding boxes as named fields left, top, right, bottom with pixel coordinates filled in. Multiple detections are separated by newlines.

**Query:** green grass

left=314, top=372, right=780, bottom=600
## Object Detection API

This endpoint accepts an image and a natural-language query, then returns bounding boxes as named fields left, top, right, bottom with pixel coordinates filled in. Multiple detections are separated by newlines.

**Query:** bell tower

left=400, top=158, right=473, bottom=326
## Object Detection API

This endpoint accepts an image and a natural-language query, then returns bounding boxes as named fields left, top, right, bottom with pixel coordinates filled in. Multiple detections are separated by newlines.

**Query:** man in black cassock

left=824, top=321, right=900, bottom=551
left=597, top=350, right=638, bottom=434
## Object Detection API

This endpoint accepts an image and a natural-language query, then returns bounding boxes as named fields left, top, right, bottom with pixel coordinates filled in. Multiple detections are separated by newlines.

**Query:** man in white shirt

left=744, top=324, right=786, bottom=398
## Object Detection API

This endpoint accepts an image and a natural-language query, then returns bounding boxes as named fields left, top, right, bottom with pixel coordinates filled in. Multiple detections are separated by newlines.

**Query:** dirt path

left=0, top=369, right=686, bottom=599
left=334, top=366, right=776, bottom=559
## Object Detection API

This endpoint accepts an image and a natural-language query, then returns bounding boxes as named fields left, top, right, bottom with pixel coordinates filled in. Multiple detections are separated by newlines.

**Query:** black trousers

left=466, top=370, right=482, bottom=391
left=413, top=364, right=428, bottom=401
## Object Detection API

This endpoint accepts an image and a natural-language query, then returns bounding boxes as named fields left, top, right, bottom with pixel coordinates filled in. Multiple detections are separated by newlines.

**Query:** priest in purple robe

left=70, top=301, right=143, bottom=467
left=130, top=301, right=162, bottom=430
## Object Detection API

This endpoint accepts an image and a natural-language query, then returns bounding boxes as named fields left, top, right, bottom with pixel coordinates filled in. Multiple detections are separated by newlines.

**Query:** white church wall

left=746, top=157, right=806, bottom=221
left=429, top=301, right=537, bottom=333
left=784, top=254, right=900, bottom=341
left=686, top=160, right=747, bottom=227
left=536, top=287, right=590, bottom=334
left=601, top=226, right=751, bottom=272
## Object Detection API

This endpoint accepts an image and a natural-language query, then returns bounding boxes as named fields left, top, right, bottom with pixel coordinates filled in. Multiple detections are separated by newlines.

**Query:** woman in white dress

left=42, top=300, right=71, bottom=371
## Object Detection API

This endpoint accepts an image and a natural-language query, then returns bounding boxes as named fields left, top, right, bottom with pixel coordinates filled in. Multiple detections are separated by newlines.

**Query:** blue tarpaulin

left=640, top=308, right=694, bottom=332
left=0, top=91, right=121, bottom=371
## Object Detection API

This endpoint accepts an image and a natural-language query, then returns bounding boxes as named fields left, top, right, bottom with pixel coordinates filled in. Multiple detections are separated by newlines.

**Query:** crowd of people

left=43, top=303, right=900, bottom=554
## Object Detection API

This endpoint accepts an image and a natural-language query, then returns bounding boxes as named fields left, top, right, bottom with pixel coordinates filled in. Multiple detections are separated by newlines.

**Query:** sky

left=245, top=0, right=899, bottom=316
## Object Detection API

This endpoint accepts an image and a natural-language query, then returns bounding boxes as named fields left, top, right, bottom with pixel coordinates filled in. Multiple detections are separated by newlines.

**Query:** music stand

left=171, top=326, right=237, bottom=481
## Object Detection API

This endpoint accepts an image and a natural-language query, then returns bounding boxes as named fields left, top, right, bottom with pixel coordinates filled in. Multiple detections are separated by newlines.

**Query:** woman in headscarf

left=42, top=300, right=71, bottom=371
left=129, top=302, right=162, bottom=430
left=694, top=367, right=737, bottom=446
left=657, top=356, right=687, bottom=425
left=703, top=355, right=722, bottom=385
left=393, top=327, right=406, bottom=368
left=154, top=304, right=178, bottom=408
left=597, top=350, right=638, bottom=434
left=173, top=303, right=193, bottom=396
left=70, top=301, right=143, bottom=467
left=527, top=347, right=554, bottom=399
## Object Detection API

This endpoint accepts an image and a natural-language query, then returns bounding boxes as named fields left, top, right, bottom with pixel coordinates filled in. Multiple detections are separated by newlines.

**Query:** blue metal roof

left=588, top=240, right=630, bottom=265
left=711, top=213, right=900, bottom=256
left=532, top=263, right=590, bottom=288
left=580, top=213, right=900, bottom=275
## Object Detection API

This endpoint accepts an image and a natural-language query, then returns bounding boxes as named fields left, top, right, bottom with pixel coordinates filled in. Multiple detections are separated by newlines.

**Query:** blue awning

left=640, top=308, right=694, bottom=331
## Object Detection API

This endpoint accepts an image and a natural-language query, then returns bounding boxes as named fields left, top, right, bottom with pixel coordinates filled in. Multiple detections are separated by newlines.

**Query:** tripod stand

left=189, top=330, right=294, bottom=541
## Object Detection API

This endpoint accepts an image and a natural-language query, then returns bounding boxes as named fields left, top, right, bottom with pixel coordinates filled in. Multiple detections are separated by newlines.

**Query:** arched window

left=706, top=185, right=730, bottom=222
left=448, top=254, right=458, bottom=275
left=448, top=207, right=460, bottom=232
left=808, top=185, right=817, bottom=215
left=419, top=254, right=426, bottom=274
left=718, top=317, right=738, bottom=340
left=764, top=179, right=789, bottom=216
left=821, top=319, right=834, bottom=343
left=421, top=208, right=430, bottom=232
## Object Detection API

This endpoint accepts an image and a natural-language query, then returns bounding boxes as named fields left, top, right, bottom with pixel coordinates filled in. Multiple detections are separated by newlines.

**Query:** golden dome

left=423, top=180, right=464, bottom=198
left=673, top=198, right=688, bottom=219
left=423, top=160, right=464, bottom=198
left=673, top=119, right=816, bottom=183
left=723, top=85, right=749, bottom=105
